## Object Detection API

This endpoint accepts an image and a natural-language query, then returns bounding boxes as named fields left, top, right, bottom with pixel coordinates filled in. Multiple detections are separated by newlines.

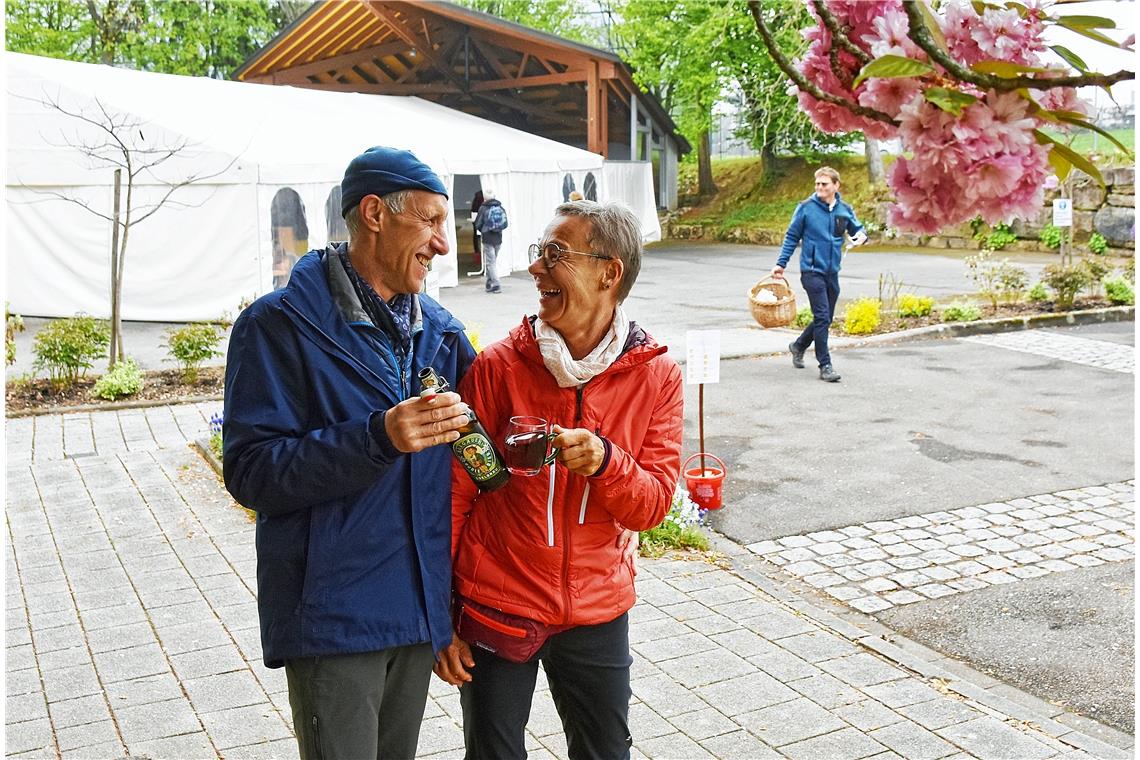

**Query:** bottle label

left=453, top=432, right=503, bottom=483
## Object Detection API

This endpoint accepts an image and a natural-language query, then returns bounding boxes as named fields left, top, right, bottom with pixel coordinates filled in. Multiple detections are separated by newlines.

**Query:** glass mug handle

left=543, top=432, right=560, bottom=467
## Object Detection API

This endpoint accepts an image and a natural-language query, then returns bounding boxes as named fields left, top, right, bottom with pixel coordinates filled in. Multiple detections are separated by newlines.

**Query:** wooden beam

left=470, top=70, right=587, bottom=92
left=366, top=2, right=471, bottom=94
left=287, top=79, right=461, bottom=96
left=270, top=40, right=409, bottom=81
left=468, top=36, right=512, bottom=80
left=587, top=60, right=603, bottom=155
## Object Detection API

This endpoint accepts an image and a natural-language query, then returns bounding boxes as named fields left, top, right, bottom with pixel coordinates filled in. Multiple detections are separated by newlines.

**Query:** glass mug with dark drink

left=504, top=416, right=560, bottom=476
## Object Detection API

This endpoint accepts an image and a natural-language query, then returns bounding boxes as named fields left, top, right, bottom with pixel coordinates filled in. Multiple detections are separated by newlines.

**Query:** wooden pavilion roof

left=233, top=1, right=689, bottom=158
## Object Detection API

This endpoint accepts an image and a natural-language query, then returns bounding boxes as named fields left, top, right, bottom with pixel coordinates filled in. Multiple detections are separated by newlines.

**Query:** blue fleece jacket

left=777, top=192, right=864, bottom=275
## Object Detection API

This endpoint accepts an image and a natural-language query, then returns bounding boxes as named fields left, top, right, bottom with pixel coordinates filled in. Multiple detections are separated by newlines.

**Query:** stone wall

left=663, top=167, right=1135, bottom=256
left=878, top=167, right=1135, bottom=256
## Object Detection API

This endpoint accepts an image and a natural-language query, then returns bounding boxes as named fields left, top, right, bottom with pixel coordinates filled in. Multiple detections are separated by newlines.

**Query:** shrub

left=1041, top=264, right=1090, bottom=309
left=1088, top=232, right=1108, bottom=255
left=92, top=358, right=143, bottom=401
left=6, top=304, right=25, bottom=366
left=165, top=323, right=224, bottom=383
left=983, top=222, right=1017, bottom=251
left=465, top=324, right=484, bottom=354
left=793, top=306, right=813, bottom=328
left=1027, top=283, right=1049, bottom=303
left=1104, top=278, right=1135, bottom=306
left=640, top=487, right=710, bottom=557
left=1039, top=224, right=1065, bottom=250
left=843, top=298, right=882, bottom=335
left=898, top=293, right=934, bottom=317
left=32, top=315, right=110, bottom=389
left=941, top=301, right=982, bottom=322
left=1079, top=257, right=1110, bottom=296
left=966, top=249, right=1028, bottom=308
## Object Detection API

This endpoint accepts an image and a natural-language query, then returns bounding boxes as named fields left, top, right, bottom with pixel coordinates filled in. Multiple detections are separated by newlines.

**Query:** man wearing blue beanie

left=223, top=146, right=476, bottom=759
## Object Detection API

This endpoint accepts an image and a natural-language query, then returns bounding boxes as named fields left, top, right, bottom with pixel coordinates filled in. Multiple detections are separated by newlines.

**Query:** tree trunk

left=865, top=136, right=885, bottom=186
left=697, top=130, right=717, bottom=197
left=109, top=169, right=122, bottom=368
left=760, top=142, right=778, bottom=186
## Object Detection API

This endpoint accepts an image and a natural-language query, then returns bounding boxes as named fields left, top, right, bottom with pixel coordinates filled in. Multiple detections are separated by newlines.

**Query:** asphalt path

left=688, top=320, right=1135, bottom=736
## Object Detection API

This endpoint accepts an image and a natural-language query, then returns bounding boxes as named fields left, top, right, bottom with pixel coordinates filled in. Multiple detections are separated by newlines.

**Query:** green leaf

left=1055, top=15, right=1116, bottom=29
left=852, top=55, right=934, bottom=88
left=1055, top=20, right=1122, bottom=48
left=924, top=87, right=978, bottom=115
left=1035, top=130, right=1104, bottom=186
left=1050, top=44, right=1089, bottom=72
left=970, top=59, right=1052, bottom=77
left=917, top=2, right=948, bottom=52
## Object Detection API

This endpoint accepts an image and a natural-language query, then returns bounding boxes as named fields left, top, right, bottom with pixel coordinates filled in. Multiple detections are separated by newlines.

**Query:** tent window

left=561, top=173, right=576, bottom=202
left=271, top=188, right=308, bottom=290
left=583, top=173, right=597, bottom=201
left=325, top=187, right=348, bottom=242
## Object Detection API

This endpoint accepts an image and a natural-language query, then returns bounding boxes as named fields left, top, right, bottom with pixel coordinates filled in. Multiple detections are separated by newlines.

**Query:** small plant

left=32, top=315, right=110, bottom=389
left=1088, top=232, right=1108, bottom=255
left=1104, top=278, right=1135, bottom=306
left=1041, top=263, right=1091, bottom=310
left=165, top=323, right=224, bottom=383
left=843, top=298, right=882, bottom=335
left=966, top=249, right=1028, bottom=308
left=898, top=293, right=934, bottom=317
left=877, top=272, right=904, bottom=313
left=1123, top=258, right=1135, bottom=285
left=1039, top=224, right=1065, bottom=250
left=465, top=323, right=484, bottom=354
left=208, top=412, right=224, bottom=460
left=92, top=358, right=143, bottom=401
left=983, top=222, right=1017, bottom=251
left=6, top=304, right=25, bottom=366
left=1079, top=257, right=1110, bottom=296
left=1027, top=283, right=1049, bottom=303
left=793, top=306, right=813, bottom=328
left=640, top=487, right=710, bottom=557
left=941, top=301, right=982, bottom=322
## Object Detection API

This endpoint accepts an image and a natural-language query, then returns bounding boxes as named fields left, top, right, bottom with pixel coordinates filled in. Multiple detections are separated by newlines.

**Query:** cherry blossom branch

left=902, top=1, right=1132, bottom=91
left=748, top=1, right=897, bottom=125
left=811, top=0, right=871, bottom=66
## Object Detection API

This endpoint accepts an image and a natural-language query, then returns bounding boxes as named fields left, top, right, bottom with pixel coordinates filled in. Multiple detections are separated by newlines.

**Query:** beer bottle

left=418, top=367, right=510, bottom=492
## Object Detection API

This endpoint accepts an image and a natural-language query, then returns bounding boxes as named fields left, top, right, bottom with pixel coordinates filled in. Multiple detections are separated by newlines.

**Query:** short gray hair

left=483, top=189, right=495, bottom=200
left=554, top=200, right=642, bottom=302
left=345, top=189, right=413, bottom=240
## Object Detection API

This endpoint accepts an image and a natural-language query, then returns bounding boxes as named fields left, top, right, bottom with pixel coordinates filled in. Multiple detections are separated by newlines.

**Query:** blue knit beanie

left=340, top=146, right=448, bottom=218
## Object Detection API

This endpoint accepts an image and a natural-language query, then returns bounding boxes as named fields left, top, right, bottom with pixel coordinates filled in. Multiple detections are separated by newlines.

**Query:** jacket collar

left=510, top=314, right=665, bottom=378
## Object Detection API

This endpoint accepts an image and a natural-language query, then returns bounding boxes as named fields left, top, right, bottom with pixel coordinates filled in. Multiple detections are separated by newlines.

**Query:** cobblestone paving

left=746, top=483, right=1135, bottom=614
left=5, top=406, right=1132, bottom=759
left=962, top=332, right=1135, bottom=374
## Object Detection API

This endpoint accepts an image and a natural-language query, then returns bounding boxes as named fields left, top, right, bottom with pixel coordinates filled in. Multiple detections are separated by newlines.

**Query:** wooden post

left=586, top=60, right=602, bottom=155
left=109, top=168, right=122, bottom=368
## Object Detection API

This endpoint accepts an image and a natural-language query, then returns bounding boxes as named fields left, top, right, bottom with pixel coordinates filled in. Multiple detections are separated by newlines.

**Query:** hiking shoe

left=789, top=342, right=806, bottom=369
left=819, top=364, right=841, bottom=382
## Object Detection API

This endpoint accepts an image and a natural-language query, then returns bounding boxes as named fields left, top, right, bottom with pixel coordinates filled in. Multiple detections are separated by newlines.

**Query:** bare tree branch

left=748, top=0, right=898, bottom=125
left=901, top=1, right=1133, bottom=92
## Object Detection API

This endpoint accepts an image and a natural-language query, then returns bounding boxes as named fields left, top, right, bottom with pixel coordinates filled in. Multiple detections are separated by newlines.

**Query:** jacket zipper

left=559, top=384, right=588, bottom=624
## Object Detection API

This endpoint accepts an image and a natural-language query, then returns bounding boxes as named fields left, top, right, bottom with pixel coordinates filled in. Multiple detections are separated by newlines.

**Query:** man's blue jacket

left=777, top=192, right=864, bottom=275
left=223, top=246, right=476, bottom=668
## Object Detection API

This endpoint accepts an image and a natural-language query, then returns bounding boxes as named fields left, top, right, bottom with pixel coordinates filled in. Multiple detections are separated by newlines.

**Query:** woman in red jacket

left=434, top=201, right=684, bottom=759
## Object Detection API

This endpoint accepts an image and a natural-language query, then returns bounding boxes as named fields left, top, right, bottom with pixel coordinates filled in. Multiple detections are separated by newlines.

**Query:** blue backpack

left=483, top=204, right=508, bottom=233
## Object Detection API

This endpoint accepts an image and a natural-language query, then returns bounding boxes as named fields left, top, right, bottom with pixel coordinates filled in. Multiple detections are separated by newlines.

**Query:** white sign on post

left=686, top=330, right=721, bottom=385
left=1052, top=198, right=1073, bottom=227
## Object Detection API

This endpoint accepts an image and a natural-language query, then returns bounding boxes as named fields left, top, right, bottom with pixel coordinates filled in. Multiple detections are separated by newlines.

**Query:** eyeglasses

left=527, top=242, right=613, bottom=268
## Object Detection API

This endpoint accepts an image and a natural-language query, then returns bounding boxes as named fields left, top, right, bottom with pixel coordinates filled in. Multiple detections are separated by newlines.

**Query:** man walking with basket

left=771, top=166, right=866, bottom=382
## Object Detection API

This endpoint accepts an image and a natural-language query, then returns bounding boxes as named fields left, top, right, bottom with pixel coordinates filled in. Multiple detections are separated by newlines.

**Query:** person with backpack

left=474, top=189, right=508, bottom=294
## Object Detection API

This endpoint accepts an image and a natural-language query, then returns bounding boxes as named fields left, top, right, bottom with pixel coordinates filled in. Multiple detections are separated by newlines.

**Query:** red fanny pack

left=455, top=596, right=567, bottom=664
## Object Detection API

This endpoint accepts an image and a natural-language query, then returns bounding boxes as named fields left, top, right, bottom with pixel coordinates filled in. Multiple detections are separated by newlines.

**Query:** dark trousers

left=460, top=613, right=633, bottom=760
left=285, top=643, right=434, bottom=760
left=794, top=270, right=841, bottom=367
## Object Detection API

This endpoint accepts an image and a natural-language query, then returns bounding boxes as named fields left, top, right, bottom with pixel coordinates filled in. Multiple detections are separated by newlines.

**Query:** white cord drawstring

left=578, top=483, right=590, bottom=524
left=546, top=462, right=556, bottom=546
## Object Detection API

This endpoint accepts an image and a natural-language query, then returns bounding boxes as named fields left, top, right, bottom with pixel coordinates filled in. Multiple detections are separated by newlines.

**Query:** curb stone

left=705, top=531, right=1134, bottom=757
left=193, top=437, right=224, bottom=479
left=5, top=393, right=224, bottom=419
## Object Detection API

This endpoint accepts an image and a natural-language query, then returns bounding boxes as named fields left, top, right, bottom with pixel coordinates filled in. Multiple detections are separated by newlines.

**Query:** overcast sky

left=1043, top=0, right=1136, bottom=105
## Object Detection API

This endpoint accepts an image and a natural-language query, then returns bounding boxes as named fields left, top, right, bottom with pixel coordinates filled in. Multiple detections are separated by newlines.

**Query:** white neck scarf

left=535, top=306, right=630, bottom=388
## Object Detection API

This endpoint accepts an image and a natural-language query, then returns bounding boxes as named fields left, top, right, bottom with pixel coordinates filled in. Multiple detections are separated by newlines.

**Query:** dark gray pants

left=285, top=643, right=435, bottom=760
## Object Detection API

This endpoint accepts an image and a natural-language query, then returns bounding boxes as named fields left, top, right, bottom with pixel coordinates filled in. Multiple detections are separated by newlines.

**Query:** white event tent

left=6, top=52, right=661, bottom=321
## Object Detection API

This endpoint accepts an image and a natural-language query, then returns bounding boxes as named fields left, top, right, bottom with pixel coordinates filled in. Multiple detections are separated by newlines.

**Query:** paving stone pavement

left=961, top=332, right=1135, bottom=374
left=5, top=405, right=1133, bottom=759
left=744, top=483, right=1135, bottom=615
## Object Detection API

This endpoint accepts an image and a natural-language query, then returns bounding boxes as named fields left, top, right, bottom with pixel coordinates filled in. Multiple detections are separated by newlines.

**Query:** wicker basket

left=748, top=276, right=796, bottom=328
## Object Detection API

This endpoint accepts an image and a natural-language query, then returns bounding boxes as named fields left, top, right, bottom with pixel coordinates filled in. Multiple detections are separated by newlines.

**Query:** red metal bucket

left=683, top=453, right=726, bottom=510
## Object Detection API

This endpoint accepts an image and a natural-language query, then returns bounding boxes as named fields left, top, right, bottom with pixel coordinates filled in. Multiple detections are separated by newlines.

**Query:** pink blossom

left=858, top=76, right=922, bottom=117
left=1044, top=174, right=1060, bottom=190
left=965, top=154, right=1023, bottom=199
